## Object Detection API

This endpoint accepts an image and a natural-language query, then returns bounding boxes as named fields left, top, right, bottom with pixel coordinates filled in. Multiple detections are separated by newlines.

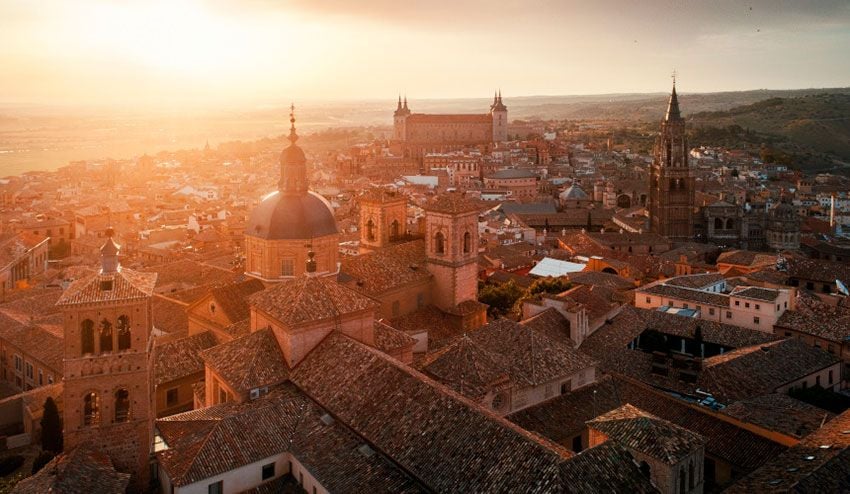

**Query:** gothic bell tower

left=649, top=80, right=695, bottom=241
left=57, top=230, right=157, bottom=490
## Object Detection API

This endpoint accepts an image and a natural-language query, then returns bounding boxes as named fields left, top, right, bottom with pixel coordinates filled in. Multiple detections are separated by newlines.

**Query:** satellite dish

left=837, top=279, right=849, bottom=297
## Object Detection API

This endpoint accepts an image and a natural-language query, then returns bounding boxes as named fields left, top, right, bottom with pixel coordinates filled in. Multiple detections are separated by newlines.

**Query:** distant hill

left=688, top=93, right=850, bottom=168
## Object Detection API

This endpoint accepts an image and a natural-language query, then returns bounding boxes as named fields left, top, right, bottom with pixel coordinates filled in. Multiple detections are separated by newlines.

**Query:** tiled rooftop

left=56, top=268, right=157, bottom=306
left=249, top=275, right=379, bottom=327
left=11, top=445, right=131, bottom=494
left=154, top=331, right=218, bottom=386
left=587, top=403, right=705, bottom=465
left=199, top=328, right=290, bottom=395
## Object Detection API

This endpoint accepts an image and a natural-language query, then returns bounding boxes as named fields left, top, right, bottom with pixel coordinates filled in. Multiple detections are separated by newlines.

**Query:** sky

left=1, top=0, right=849, bottom=109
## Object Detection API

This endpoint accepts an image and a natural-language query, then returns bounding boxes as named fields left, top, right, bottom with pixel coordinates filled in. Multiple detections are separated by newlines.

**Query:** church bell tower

left=649, top=79, right=695, bottom=241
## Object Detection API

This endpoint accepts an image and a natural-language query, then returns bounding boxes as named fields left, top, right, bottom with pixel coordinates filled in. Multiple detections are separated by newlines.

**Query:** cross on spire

left=671, top=69, right=677, bottom=87
left=288, top=103, right=298, bottom=143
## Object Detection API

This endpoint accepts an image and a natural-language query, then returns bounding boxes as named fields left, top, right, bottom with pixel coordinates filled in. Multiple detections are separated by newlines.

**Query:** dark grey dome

left=246, top=191, right=338, bottom=240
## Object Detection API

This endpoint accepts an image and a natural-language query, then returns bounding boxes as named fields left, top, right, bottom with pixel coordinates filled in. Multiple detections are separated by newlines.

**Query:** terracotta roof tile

left=340, top=241, right=431, bottom=296
left=587, top=403, right=705, bottom=464
left=11, top=445, right=131, bottom=494
left=249, top=275, right=378, bottom=327
left=154, top=332, right=218, bottom=386
left=56, top=267, right=157, bottom=306
left=199, top=328, right=290, bottom=394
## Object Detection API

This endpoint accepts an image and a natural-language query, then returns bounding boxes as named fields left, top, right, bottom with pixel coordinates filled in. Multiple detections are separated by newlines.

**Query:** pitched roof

left=373, top=321, right=417, bottom=355
left=727, top=409, right=850, bottom=493
left=157, top=383, right=421, bottom=492
left=558, top=440, right=657, bottom=493
left=519, top=308, right=573, bottom=347
left=11, top=445, right=131, bottom=494
left=721, top=394, right=833, bottom=439
left=587, top=404, right=705, bottom=465
left=56, top=268, right=157, bottom=306
left=290, top=332, right=577, bottom=492
left=154, top=331, right=218, bottom=386
left=340, top=240, right=431, bottom=296
left=422, top=193, right=482, bottom=214
left=698, top=339, right=840, bottom=402
left=205, top=278, right=265, bottom=322
left=199, top=328, right=290, bottom=395
left=249, top=275, right=379, bottom=327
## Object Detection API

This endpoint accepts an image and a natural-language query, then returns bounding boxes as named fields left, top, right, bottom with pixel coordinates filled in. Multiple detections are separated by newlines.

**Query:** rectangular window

left=816, top=375, right=821, bottom=387
left=709, top=308, right=715, bottom=316
left=745, top=302, right=750, bottom=308
left=683, top=303, right=689, bottom=309
left=14, top=355, right=21, bottom=372
left=262, top=462, right=275, bottom=480
left=734, top=300, right=740, bottom=306
left=47, top=375, right=54, bottom=384
left=755, top=304, right=760, bottom=310
left=208, top=480, right=223, bottom=494
left=753, top=316, right=760, bottom=325
left=281, top=258, right=294, bottom=277
left=166, top=388, right=179, bottom=407
left=560, top=381, right=571, bottom=394
left=645, top=296, right=651, bottom=304
left=38, top=369, right=43, bottom=386
left=726, top=311, right=732, bottom=319
left=829, top=370, right=834, bottom=385
left=25, top=362, right=33, bottom=379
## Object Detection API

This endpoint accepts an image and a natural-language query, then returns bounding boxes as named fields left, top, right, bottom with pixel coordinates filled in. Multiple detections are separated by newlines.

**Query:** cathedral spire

left=664, top=79, right=682, bottom=122
left=403, top=96, right=409, bottom=111
left=397, top=95, right=402, bottom=111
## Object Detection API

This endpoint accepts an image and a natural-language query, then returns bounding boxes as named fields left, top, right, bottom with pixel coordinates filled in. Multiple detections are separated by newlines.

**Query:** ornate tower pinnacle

left=100, top=227, right=120, bottom=274
left=279, top=104, right=308, bottom=194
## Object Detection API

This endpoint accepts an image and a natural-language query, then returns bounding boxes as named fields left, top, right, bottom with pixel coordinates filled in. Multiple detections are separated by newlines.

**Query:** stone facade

left=60, top=293, right=154, bottom=491
left=425, top=208, right=479, bottom=311
left=245, top=233, right=339, bottom=281
left=359, top=190, right=408, bottom=252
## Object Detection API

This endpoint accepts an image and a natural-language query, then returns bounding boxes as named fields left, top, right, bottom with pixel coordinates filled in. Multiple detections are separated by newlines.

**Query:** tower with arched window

left=423, top=193, right=481, bottom=315
left=649, top=81, right=695, bottom=241
left=358, top=188, right=408, bottom=253
left=56, top=230, right=157, bottom=490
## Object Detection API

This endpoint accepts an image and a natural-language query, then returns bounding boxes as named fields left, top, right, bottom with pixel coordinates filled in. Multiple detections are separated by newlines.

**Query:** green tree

left=479, top=280, right=524, bottom=317
left=40, top=397, right=63, bottom=453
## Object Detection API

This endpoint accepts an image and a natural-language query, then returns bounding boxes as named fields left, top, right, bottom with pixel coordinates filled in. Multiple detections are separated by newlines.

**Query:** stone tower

left=393, top=95, right=411, bottom=141
left=649, top=82, right=695, bottom=241
left=56, top=230, right=157, bottom=491
left=424, top=194, right=480, bottom=311
left=359, top=188, right=408, bottom=253
left=491, top=90, right=508, bottom=142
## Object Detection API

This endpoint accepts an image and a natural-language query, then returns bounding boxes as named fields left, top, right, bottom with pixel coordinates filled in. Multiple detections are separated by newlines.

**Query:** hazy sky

left=1, top=0, right=849, bottom=108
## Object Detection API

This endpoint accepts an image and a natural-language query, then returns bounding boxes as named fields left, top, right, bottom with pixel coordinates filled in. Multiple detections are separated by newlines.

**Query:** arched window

left=435, top=231, right=445, bottom=255
left=81, top=319, right=95, bottom=355
left=99, top=319, right=113, bottom=353
left=679, top=467, right=686, bottom=493
left=714, top=218, right=723, bottom=230
left=117, top=315, right=131, bottom=351
left=83, top=392, right=99, bottom=426
left=726, top=218, right=734, bottom=230
left=114, top=389, right=130, bottom=422
left=463, top=231, right=471, bottom=254
left=366, top=219, right=375, bottom=242
left=390, top=220, right=400, bottom=240
left=688, top=460, right=695, bottom=489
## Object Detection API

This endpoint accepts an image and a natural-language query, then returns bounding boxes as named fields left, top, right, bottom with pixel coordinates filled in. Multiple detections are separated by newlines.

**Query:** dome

left=560, top=184, right=588, bottom=200
left=246, top=190, right=338, bottom=240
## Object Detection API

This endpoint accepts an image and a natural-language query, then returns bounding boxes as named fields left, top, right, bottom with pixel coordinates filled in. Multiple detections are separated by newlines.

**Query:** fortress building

left=391, top=92, right=508, bottom=160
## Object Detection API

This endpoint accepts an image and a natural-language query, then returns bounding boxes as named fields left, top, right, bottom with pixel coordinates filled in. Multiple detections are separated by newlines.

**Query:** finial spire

left=288, top=103, right=298, bottom=144
left=664, top=75, right=681, bottom=122
left=100, top=227, right=121, bottom=274
left=397, top=94, right=402, bottom=110
left=403, top=95, right=408, bottom=110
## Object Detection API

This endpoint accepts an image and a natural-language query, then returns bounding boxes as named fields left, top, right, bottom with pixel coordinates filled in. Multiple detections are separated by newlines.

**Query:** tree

left=479, top=280, right=524, bottom=317
left=40, top=397, right=63, bottom=453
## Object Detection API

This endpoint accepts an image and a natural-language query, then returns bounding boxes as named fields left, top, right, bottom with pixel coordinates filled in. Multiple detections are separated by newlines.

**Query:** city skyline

left=1, top=0, right=849, bottom=109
